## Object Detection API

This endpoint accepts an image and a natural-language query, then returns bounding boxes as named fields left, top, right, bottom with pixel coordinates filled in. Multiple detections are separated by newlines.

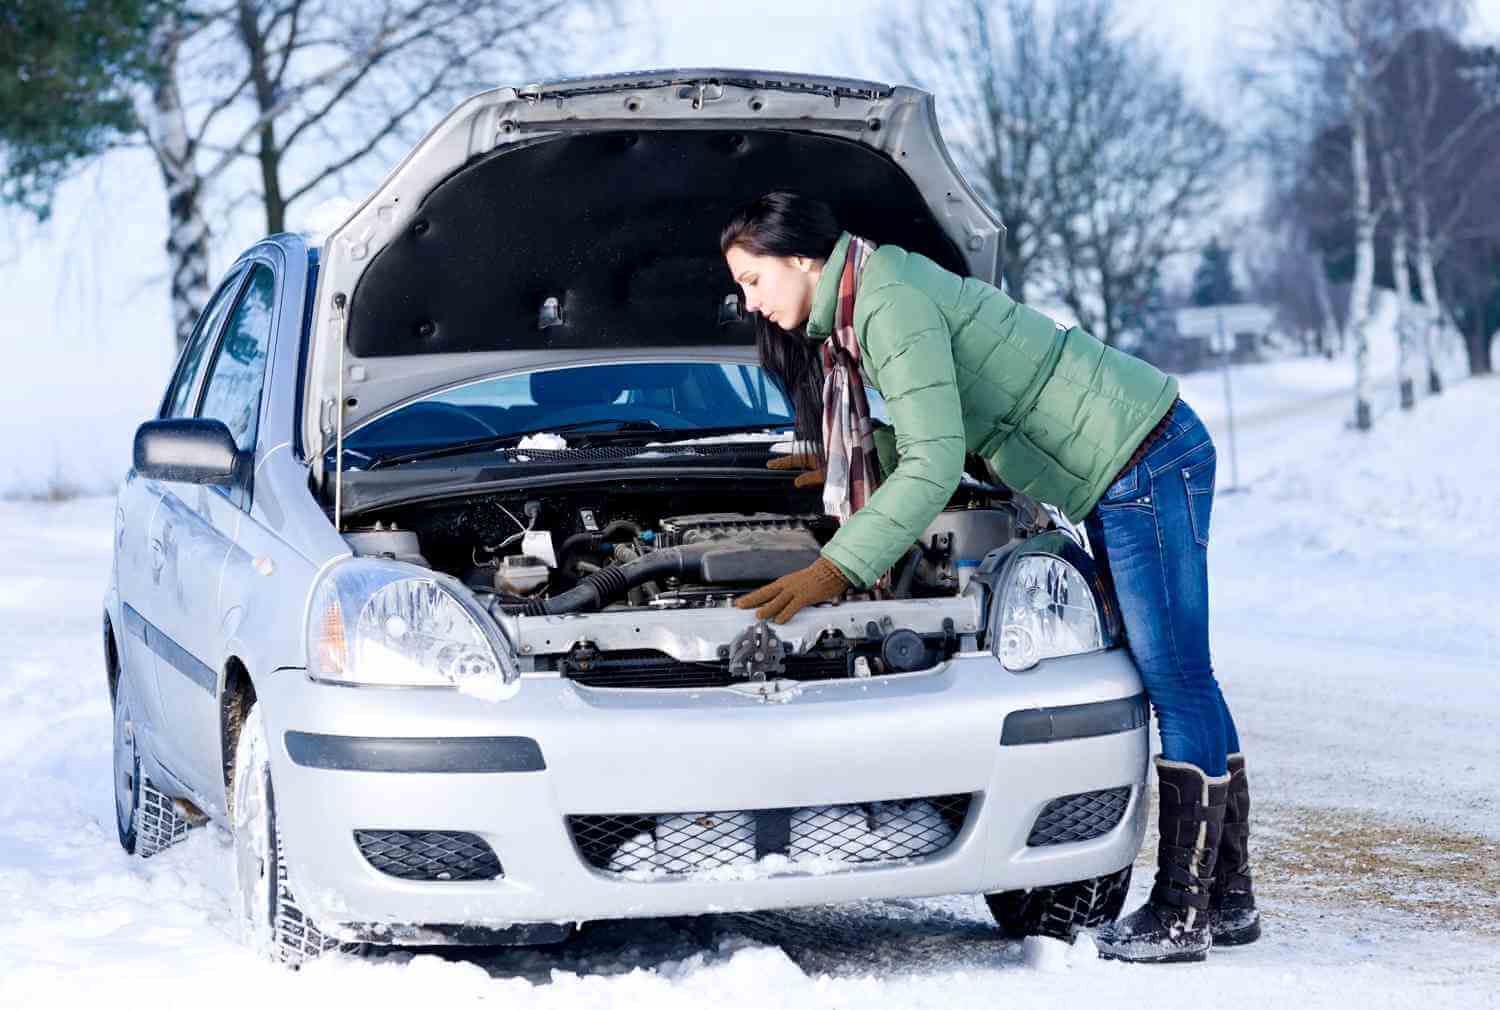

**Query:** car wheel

left=984, top=866, right=1132, bottom=942
left=113, top=669, right=190, bottom=857
left=231, top=702, right=343, bottom=966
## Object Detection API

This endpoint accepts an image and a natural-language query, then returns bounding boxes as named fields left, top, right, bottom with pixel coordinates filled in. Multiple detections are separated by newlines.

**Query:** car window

left=345, top=361, right=797, bottom=456
left=162, top=269, right=244, bottom=418
left=197, top=264, right=275, bottom=452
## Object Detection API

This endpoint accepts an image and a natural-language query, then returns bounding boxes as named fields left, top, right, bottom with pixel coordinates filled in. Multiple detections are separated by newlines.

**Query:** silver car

left=106, top=69, right=1149, bottom=965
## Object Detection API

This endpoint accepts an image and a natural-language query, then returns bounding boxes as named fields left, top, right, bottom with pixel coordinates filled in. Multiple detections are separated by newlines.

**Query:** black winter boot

left=1095, top=757, right=1230, bottom=964
left=1209, top=752, right=1261, bottom=945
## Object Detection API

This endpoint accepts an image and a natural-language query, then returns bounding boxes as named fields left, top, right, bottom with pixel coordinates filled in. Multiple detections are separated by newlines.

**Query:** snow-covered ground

left=2, top=366, right=1498, bottom=1008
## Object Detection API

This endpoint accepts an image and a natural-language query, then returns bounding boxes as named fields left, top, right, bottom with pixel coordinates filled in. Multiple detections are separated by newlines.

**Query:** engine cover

left=650, top=513, right=823, bottom=586
left=657, top=512, right=816, bottom=546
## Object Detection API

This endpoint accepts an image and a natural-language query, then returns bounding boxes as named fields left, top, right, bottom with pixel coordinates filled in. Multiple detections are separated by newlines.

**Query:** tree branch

left=281, top=33, right=489, bottom=207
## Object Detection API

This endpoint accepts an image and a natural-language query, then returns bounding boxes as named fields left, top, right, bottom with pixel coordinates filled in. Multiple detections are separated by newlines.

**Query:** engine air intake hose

left=523, top=543, right=715, bottom=616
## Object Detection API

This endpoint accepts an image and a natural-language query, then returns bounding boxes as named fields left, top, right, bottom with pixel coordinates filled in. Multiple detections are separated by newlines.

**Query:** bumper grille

left=561, top=648, right=848, bottom=689
left=1026, top=787, right=1131, bottom=846
left=569, top=794, right=972, bottom=877
left=354, top=830, right=503, bottom=881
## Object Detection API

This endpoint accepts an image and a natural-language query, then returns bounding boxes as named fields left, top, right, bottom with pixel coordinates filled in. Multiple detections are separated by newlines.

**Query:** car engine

left=342, top=481, right=1021, bottom=617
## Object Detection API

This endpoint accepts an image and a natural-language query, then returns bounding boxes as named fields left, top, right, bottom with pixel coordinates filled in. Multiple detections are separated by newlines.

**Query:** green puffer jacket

left=809, top=231, right=1178, bottom=588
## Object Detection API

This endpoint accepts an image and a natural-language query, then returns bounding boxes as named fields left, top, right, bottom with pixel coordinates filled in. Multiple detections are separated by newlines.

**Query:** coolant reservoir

left=919, top=508, right=1016, bottom=590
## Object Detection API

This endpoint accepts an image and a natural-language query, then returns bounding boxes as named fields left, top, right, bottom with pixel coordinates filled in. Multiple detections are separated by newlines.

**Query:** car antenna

left=332, top=291, right=348, bottom=532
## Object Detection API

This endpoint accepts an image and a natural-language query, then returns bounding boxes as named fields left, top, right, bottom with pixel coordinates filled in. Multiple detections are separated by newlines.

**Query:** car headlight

left=306, top=558, right=520, bottom=698
left=992, top=553, right=1105, bottom=671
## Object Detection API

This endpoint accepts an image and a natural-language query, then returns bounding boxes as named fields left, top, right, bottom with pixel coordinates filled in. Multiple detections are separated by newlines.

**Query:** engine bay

left=346, top=481, right=1019, bottom=608
left=340, top=478, right=1026, bottom=684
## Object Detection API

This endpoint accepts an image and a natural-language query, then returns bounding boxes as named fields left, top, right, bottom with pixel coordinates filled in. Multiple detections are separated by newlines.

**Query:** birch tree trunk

left=145, top=20, right=212, bottom=352
left=1381, top=149, right=1417, bottom=409
left=1412, top=193, right=1445, bottom=395
left=1348, top=81, right=1376, bottom=431
left=1391, top=225, right=1418, bottom=408
left=1313, top=259, right=1342, bottom=358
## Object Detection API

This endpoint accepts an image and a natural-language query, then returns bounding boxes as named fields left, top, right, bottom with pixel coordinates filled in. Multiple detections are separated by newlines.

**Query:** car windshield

left=342, top=360, right=799, bottom=458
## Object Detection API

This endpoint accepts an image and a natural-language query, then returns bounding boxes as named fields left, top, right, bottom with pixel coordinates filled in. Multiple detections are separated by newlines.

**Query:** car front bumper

left=255, top=648, right=1150, bottom=941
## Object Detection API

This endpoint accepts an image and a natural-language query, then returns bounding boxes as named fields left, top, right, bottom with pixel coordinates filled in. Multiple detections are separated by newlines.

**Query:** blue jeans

left=1082, top=398, right=1240, bottom=777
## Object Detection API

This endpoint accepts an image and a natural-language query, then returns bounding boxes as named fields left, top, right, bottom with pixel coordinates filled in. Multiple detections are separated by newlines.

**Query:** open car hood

left=303, top=68, right=1003, bottom=478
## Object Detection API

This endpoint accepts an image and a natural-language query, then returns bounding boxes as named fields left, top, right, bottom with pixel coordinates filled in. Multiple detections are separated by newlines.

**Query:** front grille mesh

left=570, top=794, right=972, bottom=877
left=562, top=648, right=849, bottom=689
left=354, top=830, right=502, bottom=881
left=1026, top=787, right=1131, bottom=846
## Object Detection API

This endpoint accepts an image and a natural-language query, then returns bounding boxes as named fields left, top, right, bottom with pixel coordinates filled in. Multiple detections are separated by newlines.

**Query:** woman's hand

left=734, top=557, right=850, bottom=624
left=767, top=451, right=825, bottom=488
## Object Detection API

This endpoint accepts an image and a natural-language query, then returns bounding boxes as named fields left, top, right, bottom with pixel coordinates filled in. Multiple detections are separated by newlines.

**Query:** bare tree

left=141, top=10, right=213, bottom=357
left=1047, top=35, right=1228, bottom=345
left=1252, top=0, right=1418, bottom=430
left=1375, top=25, right=1500, bottom=392
left=135, top=0, right=610, bottom=349
left=1261, top=96, right=1355, bottom=356
left=1262, top=15, right=1500, bottom=396
left=877, top=0, right=1227, bottom=343
left=878, top=0, right=1076, bottom=304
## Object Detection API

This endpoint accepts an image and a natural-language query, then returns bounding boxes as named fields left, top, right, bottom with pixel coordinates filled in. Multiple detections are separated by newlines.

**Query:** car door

left=120, top=267, right=245, bottom=769
left=150, top=263, right=278, bottom=797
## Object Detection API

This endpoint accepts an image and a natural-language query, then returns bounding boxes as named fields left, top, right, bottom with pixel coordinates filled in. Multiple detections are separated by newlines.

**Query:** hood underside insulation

left=348, top=129, right=967, bottom=357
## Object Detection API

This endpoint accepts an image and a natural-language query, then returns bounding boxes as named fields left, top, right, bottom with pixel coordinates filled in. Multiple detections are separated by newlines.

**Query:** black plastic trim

left=1000, top=694, right=1148, bottom=746
left=341, top=920, right=573, bottom=946
left=1026, top=787, right=1132, bottom=846
left=283, top=732, right=546, bottom=773
left=121, top=601, right=148, bottom=643
left=153, top=625, right=218, bottom=695
left=353, top=829, right=503, bottom=881
left=123, top=602, right=216, bottom=695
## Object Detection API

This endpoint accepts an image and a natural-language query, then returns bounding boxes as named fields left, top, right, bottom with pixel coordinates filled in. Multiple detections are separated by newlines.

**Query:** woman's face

left=724, top=245, right=823, bottom=331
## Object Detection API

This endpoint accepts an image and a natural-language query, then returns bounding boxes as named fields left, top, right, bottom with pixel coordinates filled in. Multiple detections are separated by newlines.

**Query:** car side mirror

left=133, top=418, right=242, bottom=486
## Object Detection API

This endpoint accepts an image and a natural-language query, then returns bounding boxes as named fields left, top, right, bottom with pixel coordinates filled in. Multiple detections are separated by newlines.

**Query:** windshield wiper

left=360, top=419, right=664, bottom=470
left=638, top=423, right=794, bottom=443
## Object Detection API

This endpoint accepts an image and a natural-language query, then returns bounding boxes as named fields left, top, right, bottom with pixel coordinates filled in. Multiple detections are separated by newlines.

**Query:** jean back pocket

left=1182, top=453, right=1216, bottom=547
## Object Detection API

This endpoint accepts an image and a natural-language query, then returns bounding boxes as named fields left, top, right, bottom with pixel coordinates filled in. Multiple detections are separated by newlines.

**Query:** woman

left=721, top=191, right=1259, bottom=964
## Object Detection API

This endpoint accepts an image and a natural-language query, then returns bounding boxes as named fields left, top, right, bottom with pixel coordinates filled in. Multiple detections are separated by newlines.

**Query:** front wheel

left=231, top=702, right=343, bottom=966
left=984, top=866, right=1132, bottom=942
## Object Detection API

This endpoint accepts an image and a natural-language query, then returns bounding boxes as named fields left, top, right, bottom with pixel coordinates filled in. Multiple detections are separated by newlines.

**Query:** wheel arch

left=221, top=655, right=260, bottom=818
left=103, top=611, right=122, bottom=706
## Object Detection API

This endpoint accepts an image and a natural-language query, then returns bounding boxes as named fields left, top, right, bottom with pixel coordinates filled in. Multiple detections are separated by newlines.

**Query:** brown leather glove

left=767, top=452, right=825, bottom=489
left=735, top=557, right=851, bottom=624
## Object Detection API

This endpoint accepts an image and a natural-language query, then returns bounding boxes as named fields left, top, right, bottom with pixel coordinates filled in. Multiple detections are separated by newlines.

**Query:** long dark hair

left=720, top=191, right=843, bottom=456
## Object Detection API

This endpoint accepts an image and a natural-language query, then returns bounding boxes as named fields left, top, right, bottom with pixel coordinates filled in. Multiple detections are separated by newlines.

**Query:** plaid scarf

left=820, top=234, right=881, bottom=523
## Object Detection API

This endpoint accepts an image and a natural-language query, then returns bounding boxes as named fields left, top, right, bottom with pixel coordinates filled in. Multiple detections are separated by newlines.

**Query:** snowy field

left=2, top=365, right=1498, bottom=1008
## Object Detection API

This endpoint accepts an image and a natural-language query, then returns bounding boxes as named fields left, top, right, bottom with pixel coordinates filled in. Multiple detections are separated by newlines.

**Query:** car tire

left=231, top=702, right=344, bottom=966
left=983, top=866, right=1133, bottom=942
left=113, top=669, right=190, bottom=858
